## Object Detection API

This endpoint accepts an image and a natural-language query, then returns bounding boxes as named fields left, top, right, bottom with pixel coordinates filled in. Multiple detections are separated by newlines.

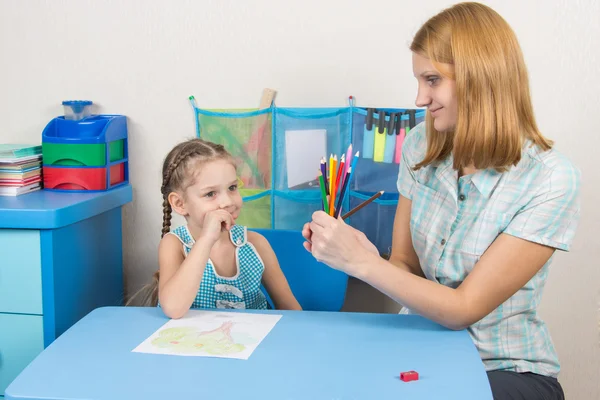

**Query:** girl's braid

left=160, top=143, right=217, bottom=237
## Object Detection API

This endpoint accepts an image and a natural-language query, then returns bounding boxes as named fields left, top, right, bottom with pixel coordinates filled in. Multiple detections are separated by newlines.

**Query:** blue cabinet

left=0, top=185, right=132, bottom=396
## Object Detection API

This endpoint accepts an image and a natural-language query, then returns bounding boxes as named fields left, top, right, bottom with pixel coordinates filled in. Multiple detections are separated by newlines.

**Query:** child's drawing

left=150, top=321, right=247, bottom=355
left=132, top=310, right=282, bottom=360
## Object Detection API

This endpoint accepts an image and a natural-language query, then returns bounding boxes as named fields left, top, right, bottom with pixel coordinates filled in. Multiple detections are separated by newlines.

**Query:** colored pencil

left=349, top=150, right=359, bottom=177
left=341, top=190, right=384, bottom=220
left=329, top=155, right=338, bottom=216
left=337, top=150, right=359, bottom=213
left=335, top=154, right=345, bottom=195
left=344, top=144, right=353, bottom=177
left=328, top=154, right=334, bottom=195
left=330, top=154, right=346, bottom=216
left=318, top=172, right=329, bottom=215
left=332, top=154, right=345, bottom=215
left=334, top=167, right=351, bottom=218
left=320, top=158, right=329, bottom=195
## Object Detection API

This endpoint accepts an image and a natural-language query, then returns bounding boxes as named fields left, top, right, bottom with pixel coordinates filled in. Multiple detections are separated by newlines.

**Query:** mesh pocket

left=351, top=110, right=401, bottom=194
left=274, top=108, right=351, bottom=191
left=273, top=190, right=322, bottom=230
left=197, top=109, right=272, bottom=189
left=237, top=189, right=271, bottom=229
left=347, top=191, right=399, bottom=257
left=350, top=109, right=425, bottom=194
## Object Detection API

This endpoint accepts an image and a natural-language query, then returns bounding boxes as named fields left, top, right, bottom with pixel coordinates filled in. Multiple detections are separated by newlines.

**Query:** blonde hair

left=411, top=2, right=552, bottom=171
left=126, top=138, right=235, bottom=307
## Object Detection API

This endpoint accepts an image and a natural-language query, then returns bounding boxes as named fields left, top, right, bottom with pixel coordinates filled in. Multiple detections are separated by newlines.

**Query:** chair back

left=251, top=228, right=348, bottom=311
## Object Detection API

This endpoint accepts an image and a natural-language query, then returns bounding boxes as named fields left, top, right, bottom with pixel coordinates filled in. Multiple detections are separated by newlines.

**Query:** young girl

left=303, top=3, right=578, bottom=399
left=133, top=138, right=301, bottom=318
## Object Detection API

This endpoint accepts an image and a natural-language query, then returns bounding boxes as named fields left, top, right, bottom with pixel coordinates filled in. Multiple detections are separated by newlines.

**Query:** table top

left=5, top=306, right=492, bottom=400
left=0, top=184, right=132, bottom=229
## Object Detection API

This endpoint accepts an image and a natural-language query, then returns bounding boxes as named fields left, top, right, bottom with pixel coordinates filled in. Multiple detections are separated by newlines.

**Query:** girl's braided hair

left=160, top=138, right=234, bottom=238
left=126, top=138, right=234, bottom=307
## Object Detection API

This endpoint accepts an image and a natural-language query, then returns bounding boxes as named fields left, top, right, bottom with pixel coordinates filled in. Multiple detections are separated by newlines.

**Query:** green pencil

left=318, top=172, right=329, bottom=215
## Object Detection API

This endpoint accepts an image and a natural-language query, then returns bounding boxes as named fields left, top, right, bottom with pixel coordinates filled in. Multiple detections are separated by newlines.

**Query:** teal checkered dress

left=168, top=224, right=268, bottom=310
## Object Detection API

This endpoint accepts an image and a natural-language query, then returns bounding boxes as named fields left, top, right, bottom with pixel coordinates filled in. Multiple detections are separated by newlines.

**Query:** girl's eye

left=205, top=191, right=216, bottom=198
left=229, top=184, right=238, bottom=192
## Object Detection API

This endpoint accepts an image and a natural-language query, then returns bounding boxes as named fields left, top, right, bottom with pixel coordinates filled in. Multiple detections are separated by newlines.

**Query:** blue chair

left=250, top=228, right=348, bottom=312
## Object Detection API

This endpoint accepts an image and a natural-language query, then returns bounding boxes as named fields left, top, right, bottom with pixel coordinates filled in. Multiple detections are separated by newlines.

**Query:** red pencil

left=335, top=155, right=345, bottom=189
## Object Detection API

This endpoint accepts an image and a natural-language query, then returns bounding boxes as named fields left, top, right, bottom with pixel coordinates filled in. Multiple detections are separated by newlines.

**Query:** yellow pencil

left=329, top=155, right=337, bottom=215
left=328, top=154, right=333, bottom=195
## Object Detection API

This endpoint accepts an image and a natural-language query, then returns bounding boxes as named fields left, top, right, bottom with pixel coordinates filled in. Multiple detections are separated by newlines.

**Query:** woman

left=303, top=3, right=580, bottom=399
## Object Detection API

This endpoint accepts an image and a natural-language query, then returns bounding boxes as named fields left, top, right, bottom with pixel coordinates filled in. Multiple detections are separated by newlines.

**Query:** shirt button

left=459, top=194, right=466, bottom=201
left=441, top=239, right=446, bottom=245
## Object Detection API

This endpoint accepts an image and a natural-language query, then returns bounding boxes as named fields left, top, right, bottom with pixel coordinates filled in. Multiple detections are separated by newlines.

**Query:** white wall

left=1, top=0, right=598, bottom=397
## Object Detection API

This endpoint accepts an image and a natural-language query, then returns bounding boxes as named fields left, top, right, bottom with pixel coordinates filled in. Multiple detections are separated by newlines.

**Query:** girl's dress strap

left=168, top=225, right=195, bottom=250
left=228, top=225, right=247, bottom=247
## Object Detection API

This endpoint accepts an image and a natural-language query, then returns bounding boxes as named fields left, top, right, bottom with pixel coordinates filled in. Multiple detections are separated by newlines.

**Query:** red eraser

left=400, top=370, right=419, bottom=382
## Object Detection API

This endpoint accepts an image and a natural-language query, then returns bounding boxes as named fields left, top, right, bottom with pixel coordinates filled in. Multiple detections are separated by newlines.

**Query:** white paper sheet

left=132, top=310, right=282, bottom=360
left=285, top=129, right=327, bottom=188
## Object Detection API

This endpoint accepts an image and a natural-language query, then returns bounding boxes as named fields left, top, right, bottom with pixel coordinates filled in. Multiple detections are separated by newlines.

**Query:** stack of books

left=0, top=144, right=43, bottom=196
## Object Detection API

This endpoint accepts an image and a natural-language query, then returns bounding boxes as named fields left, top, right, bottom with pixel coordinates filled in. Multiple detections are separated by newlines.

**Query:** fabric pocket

left=273, top=190, right=322, bottom=230
left=273, top=107, right=351, bottom=190
left=347, top=190, right=399, bottom=257
left=238, top=189, right=272, bottom=229
left=196, top=108, right=272, bottom=189
left=409, top=183, right=448, bottom=237
left=350, top=108, right=422, bottom=194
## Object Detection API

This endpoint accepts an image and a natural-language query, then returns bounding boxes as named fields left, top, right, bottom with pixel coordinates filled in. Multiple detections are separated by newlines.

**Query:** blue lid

left=62, top=100, right=93, bottom=113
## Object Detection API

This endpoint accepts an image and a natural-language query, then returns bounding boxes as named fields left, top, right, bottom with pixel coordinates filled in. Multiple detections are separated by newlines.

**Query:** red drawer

left=43, top=164, right=125, bottom=191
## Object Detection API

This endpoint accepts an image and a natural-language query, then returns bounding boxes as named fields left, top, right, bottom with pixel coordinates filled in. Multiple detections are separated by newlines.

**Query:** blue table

left=5, top=306, right=492, bottom=399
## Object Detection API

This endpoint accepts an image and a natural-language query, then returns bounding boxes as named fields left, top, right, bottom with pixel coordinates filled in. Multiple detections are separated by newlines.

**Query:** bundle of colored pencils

left=317, top=145, right=385, bottom=220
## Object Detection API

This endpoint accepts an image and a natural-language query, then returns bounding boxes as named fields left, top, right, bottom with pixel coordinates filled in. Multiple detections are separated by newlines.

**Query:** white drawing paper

left=132, top=310, right=282, bottom=360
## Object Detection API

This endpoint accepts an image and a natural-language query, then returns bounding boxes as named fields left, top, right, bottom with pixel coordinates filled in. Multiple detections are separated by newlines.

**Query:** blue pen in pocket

left=362, top=108, right=375, bottom=159
left=383, top=112, right=396, bottom=163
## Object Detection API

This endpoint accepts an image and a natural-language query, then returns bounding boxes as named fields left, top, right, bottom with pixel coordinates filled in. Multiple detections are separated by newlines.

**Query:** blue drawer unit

left=0, top=231, right=42, bottom=314
left=0, top=184, right=132, bottom=397
left=0, top=314, right=44, bottom=398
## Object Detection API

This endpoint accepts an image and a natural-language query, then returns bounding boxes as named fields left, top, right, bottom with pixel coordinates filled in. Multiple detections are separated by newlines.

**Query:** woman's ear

left=168, top=191, right=188, bottom=216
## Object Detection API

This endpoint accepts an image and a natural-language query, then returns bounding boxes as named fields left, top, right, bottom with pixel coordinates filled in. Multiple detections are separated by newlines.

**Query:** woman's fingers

left=302, top=222, right=310, bottom=236
left=312, top=210, right=336, bottom=227
left=309, top=220, right=326, bottom=236
left=302, top=241, right=312, bottom=253
left=302, top=222, right=312, bottom=243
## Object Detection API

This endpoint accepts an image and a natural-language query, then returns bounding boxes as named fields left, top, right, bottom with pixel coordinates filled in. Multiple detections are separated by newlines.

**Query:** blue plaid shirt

left=397, top=122, right=581, bottom=377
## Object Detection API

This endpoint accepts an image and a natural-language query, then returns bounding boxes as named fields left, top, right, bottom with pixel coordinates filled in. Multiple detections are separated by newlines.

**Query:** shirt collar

left=471, top=139, right=536, bottom=197
left=471, top=168, right=502, bottom=197
left=434, top=153, right=502, bottom=198
left=434, top=153, right=458, bottom=199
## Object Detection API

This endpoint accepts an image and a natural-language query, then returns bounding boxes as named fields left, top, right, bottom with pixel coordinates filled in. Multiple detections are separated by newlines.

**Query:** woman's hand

left=301, top=211, right=379, bottom=275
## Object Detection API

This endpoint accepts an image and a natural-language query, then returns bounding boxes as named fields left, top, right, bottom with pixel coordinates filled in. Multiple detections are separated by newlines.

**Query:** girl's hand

left=199, top=209, right=235, bottom=245
left=302, top=211, right=379, bottom=275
